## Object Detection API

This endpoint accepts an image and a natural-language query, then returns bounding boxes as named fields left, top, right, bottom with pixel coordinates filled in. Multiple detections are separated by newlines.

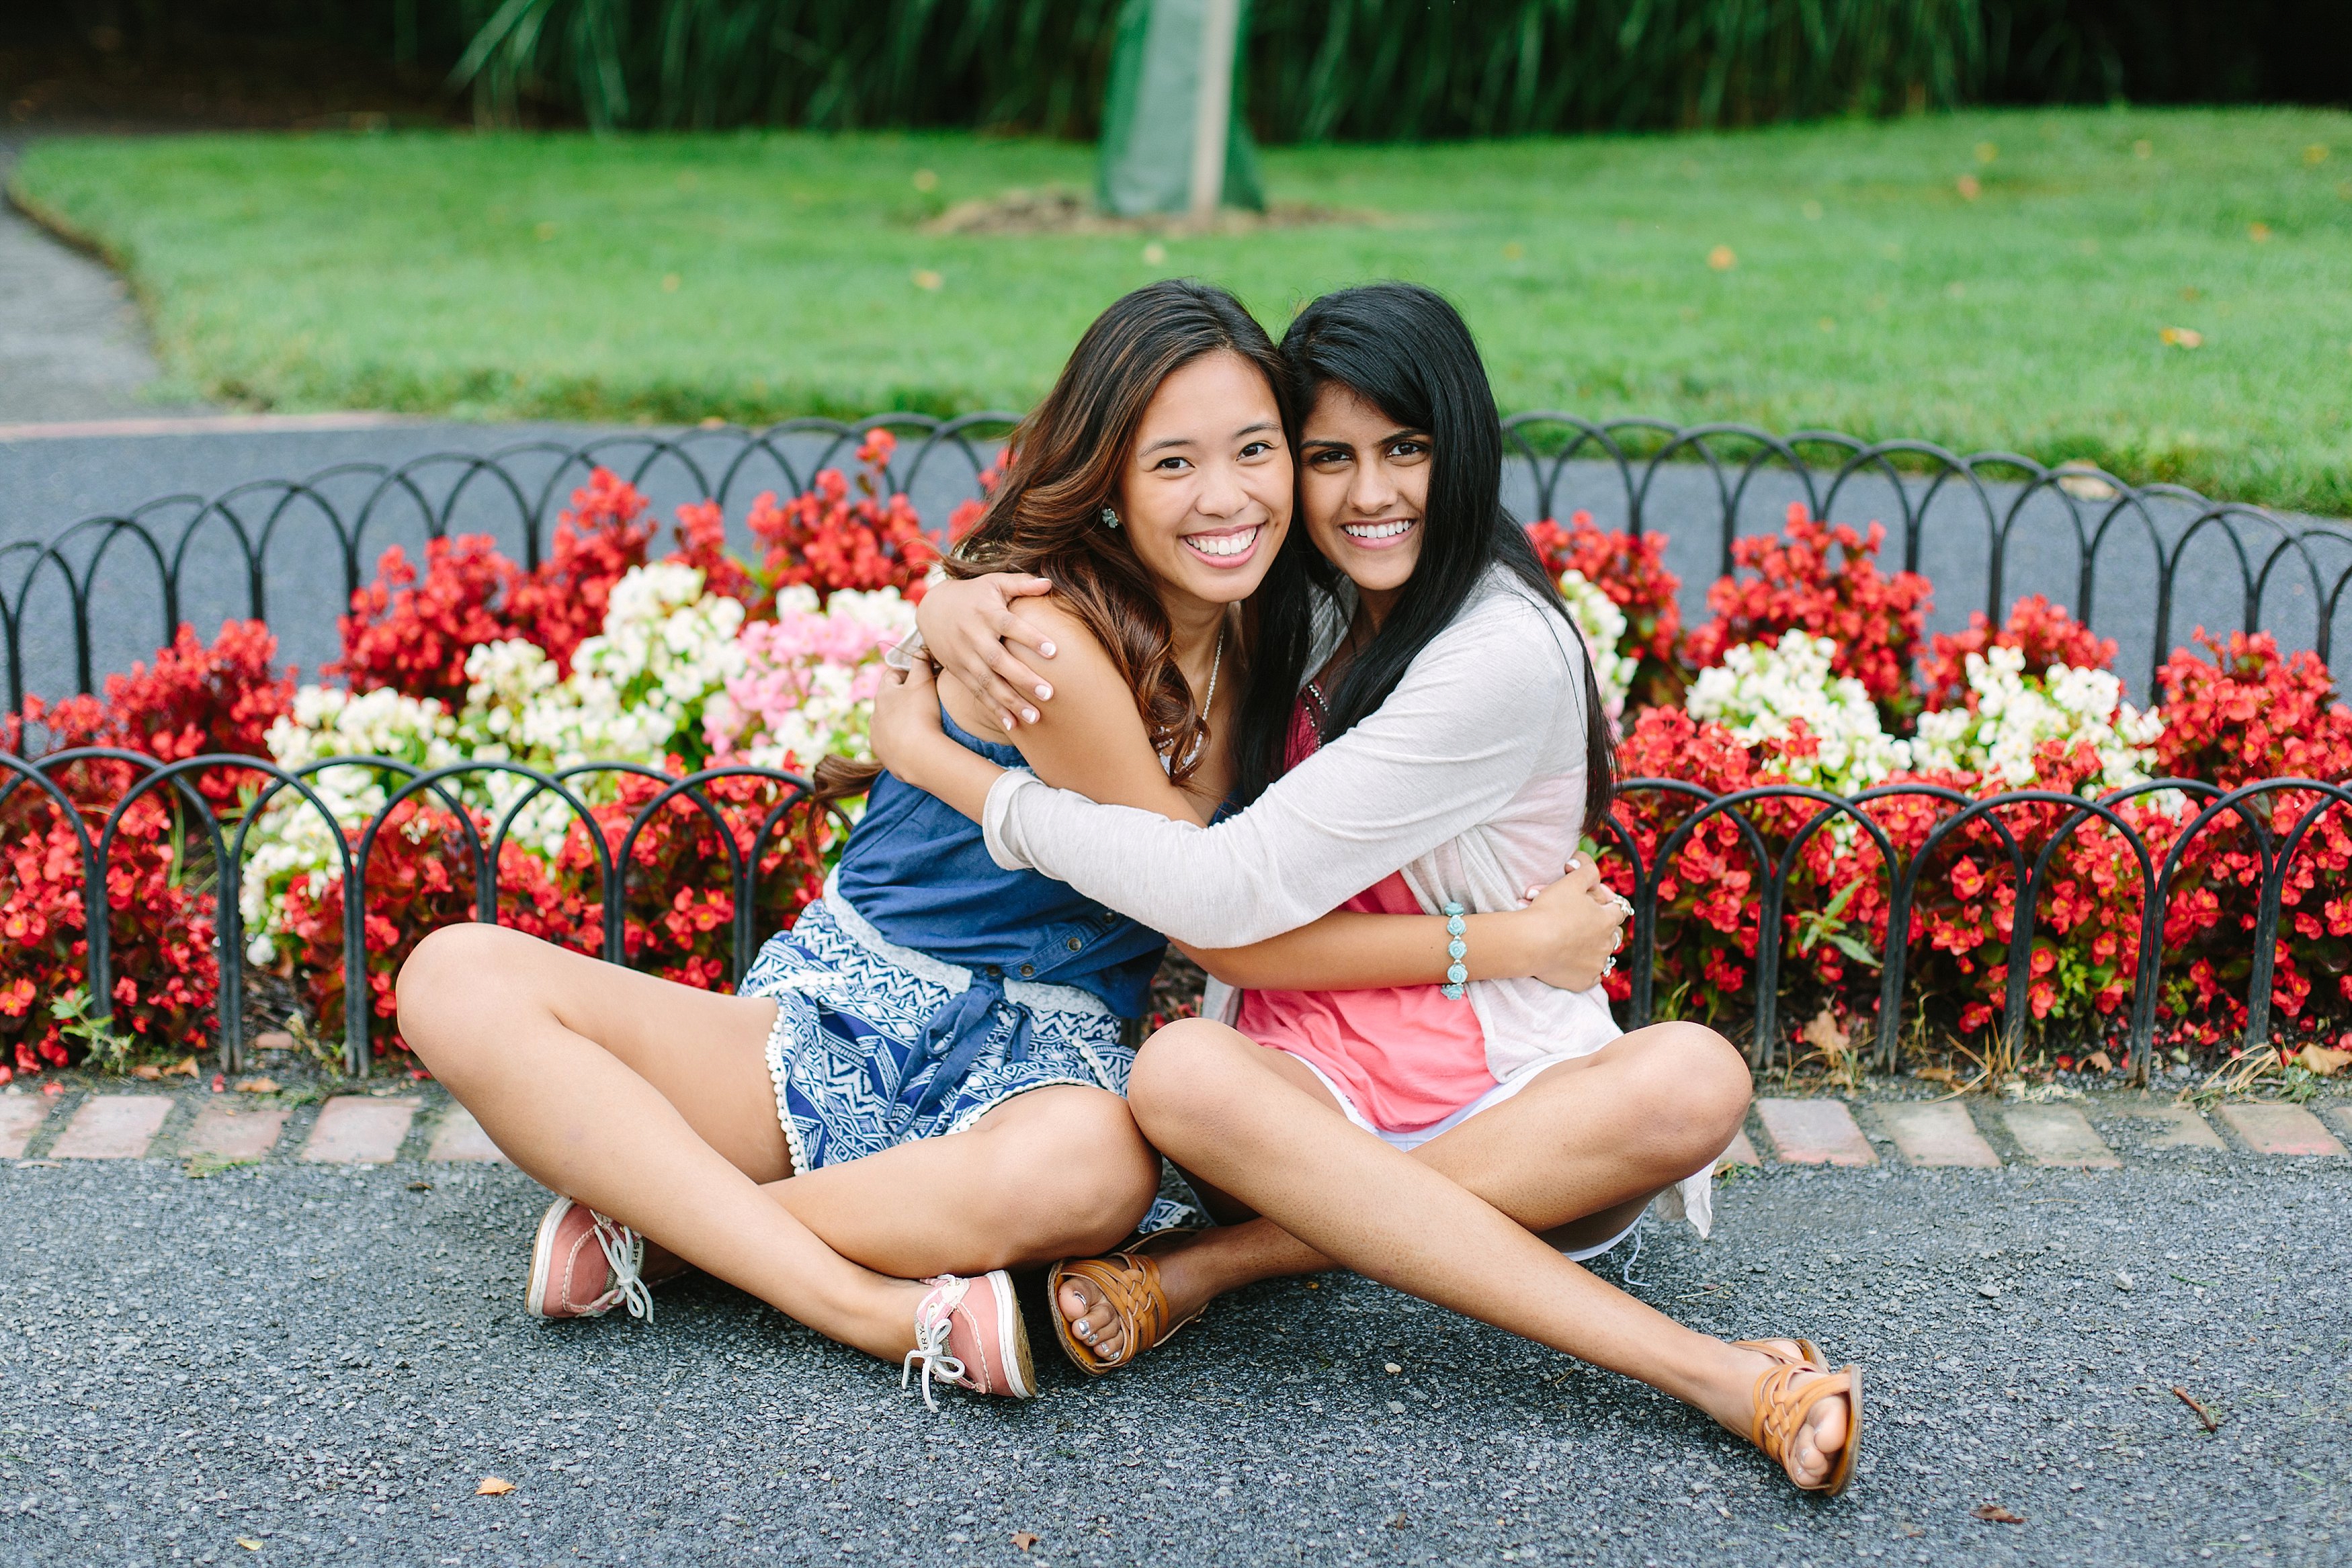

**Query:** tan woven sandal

left=1745, top=1350, right=1862, bottom=1497
left=1735, top=1337, right=1828, bottom=1369
left=1045, top=1229, right=1203, bottom=1375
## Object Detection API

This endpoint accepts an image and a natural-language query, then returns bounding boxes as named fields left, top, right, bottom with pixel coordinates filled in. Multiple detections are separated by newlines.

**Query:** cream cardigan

left=980, top=567, right=1714, bottom=1237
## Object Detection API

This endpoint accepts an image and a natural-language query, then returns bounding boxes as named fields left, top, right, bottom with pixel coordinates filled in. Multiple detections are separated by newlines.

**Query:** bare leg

left=1061, top=1022, right=1736, bottom=1357
left=1118, top=1018, right=1851, bottom=1489
left=757, top=1084, right=1159, bottom=1277
left=395, top=924, right=1157, bottom=1360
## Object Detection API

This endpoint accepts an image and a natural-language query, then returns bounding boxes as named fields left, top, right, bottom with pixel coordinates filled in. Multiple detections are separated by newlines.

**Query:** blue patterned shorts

left=740, top=891, right=1142, bottom=1172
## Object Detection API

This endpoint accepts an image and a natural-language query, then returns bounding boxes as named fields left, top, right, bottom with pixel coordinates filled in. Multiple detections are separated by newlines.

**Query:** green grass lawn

left=12, top=107, right=2352, bottom=513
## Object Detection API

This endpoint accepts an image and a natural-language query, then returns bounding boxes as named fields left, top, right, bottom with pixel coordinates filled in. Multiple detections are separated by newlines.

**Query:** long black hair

left=1230, top=282, right=1618, bottom=836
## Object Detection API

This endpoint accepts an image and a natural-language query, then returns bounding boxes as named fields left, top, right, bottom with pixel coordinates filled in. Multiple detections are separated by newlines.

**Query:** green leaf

left=1829, top=932, right=1884, bottom=969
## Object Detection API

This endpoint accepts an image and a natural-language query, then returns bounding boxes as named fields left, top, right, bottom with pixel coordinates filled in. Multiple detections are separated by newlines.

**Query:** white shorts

left=1280, top=1051, right=1644, bottom=1264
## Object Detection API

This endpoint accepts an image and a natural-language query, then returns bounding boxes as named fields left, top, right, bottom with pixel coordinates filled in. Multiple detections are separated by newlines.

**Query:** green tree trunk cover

left=1097, top=0, right=1265, bottom=216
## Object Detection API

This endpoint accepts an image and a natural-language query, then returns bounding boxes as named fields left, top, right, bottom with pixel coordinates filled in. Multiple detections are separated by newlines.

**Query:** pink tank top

left=1232, top=695, right=1495, bottom=1133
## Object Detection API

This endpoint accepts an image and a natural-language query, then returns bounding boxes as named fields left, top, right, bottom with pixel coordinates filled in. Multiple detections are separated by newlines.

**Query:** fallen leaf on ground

left=236, top=1540, right=263, bottom=1551
left=2172, top=1385, right=2221, bottom=1432
left=1011, top=1532, right=1040, bottom=1551
left=133, top=1065, right=161, bottom=1080
left=251, top=1031, right=294, bottom=1053
left=1801, top=1008, right=1850, bottom=1057
left=1972, top=1504, right=2025, bottom=1524
left=236, top=1078, right=280, bottom=1094
left=2296, top=1044, right=2351, bottom=1077
left=166, top=1056, right=200, bottom=1076
left=2085, top=1049, right=2113, bottom=1073
left=1386, top=1512, right=1409, bottom=1530
left=476, top=1477, right=514, bottom=1496
left=1915, top=1065, right=1960, bottom=1085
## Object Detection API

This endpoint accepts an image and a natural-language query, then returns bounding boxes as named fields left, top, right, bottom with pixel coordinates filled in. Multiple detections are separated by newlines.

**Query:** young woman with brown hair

left=394, top=279, right=1621, bottom=1407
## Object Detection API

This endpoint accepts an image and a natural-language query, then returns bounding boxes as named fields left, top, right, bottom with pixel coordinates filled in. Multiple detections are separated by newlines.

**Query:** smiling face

left=1297, top=382, right=1430, bottom=625
left=1113, top=349, right=1292, bottom=618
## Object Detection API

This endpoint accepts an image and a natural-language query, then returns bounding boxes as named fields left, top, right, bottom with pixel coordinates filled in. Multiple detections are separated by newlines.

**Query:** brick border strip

left=5, top=1088, right=2347, bottom=1170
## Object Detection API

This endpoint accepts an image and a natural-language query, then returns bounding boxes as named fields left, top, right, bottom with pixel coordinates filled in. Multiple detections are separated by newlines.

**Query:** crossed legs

left=1066, top=1018, right=1851, bottom=1488
left=394, top=922, right=1159, bottom=1361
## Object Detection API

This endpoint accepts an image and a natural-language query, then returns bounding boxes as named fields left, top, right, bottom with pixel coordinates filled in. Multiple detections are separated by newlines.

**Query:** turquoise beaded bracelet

left=1441, top=902, right=1468, bottom=999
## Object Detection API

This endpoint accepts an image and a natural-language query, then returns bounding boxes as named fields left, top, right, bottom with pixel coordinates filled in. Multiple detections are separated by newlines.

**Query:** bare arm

left=870, top=613, right=1622, bottom=992
left=874, top=599, right=1209, bottom=826
left=982, top=589, right=1589, bottom=948
left=912, top=572, right=1060, bottom=732
left=1179, top=857, right=1627, bottom=994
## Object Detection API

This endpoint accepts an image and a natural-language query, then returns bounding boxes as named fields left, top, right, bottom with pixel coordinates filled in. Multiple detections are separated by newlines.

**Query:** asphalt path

left=3, top=1147, right=2343, bottom=1568
left=0, top=136, right=203, bottom=427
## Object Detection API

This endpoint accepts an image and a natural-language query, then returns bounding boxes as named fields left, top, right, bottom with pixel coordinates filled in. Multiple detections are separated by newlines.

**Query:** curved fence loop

left=1599, top=778, right=1739, bottom=1030
left=287, top=758, right=566, bottom=1072
left=2013, top=793, right=2165, bottom=1082
left=607, top=770, right=755, bottom=969
left=56, top=747, right=218, bottom=1043
left=1728, top=784, right=1903, bottom=1068
left=90, top=752, right=308, bottom=1076
left=1638, top=783, right=1781, bottom=1060
left=2250, top=784, right=2352, bottom=1053
left=603, top=765, right=817, bottom=985
left=2145, top=777, right=2352, bottom=1057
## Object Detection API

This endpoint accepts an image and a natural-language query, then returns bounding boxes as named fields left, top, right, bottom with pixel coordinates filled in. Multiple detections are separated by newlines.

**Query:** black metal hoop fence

left=1, top=749, right=823, bottom=1079
left=4, top=415, right=2348, bottom=1084
left=9, top=413, right=2350, bottom=714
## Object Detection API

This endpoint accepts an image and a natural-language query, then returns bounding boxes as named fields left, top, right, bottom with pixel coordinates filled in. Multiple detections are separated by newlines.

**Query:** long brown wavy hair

left=814, top=279, right=1294, bottom=805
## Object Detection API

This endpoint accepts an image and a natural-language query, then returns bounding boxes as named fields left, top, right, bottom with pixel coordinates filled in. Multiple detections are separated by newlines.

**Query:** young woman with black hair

left=392, top=279, right=1618, bottom=1412
left=877, top=282, right=1860, bottom=1493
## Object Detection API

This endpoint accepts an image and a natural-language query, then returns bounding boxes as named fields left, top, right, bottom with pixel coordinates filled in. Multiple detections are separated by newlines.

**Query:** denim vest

left=833, top=709, right=1167, bottom=1018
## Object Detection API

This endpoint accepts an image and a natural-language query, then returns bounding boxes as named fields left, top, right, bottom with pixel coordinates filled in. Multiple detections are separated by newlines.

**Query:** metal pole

left=1187, top=0, right=1240, bottom=224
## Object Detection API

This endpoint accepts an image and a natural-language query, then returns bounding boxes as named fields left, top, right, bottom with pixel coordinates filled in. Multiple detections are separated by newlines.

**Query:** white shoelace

left=591, top=1213, right=655, bottom=1322
left=900, top=1276, right=968, bottom=1411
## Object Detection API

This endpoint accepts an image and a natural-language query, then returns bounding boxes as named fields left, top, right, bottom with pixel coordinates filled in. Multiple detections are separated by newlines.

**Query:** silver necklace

left=1175, top=625, right=1226, bottom=773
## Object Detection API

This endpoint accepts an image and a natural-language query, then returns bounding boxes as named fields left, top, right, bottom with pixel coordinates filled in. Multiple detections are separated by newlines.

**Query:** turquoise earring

left=1101, top=507, right=1122, bottom=529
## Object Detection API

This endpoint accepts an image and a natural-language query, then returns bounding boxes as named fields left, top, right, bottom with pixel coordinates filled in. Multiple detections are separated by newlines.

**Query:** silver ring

left=1601, top=955, right=1617, bottom=977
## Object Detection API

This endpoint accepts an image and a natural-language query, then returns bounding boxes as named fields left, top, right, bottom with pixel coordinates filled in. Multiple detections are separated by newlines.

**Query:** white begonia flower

left=1685, top=631, right=1914, bottom=795
left=1909, top=644, right=2163, bottom=793
left=241, top=686, right=465, bottom=961
left=1557, top=570, right=1638, bottom=725
left=241, top=563, right=759, bottom=961
left=240, top=562, right=910, bottom=968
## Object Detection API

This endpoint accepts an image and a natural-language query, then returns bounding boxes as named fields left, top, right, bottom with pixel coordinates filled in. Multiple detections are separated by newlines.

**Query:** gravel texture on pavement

left=3, top=1148, right=2343, bottom=1567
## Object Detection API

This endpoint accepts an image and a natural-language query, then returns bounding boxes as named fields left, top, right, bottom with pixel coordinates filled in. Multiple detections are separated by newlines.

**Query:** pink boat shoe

left=901, top=1270, right=1036, bottom=1409
left=524, top=1195, right=655, bottom=1322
